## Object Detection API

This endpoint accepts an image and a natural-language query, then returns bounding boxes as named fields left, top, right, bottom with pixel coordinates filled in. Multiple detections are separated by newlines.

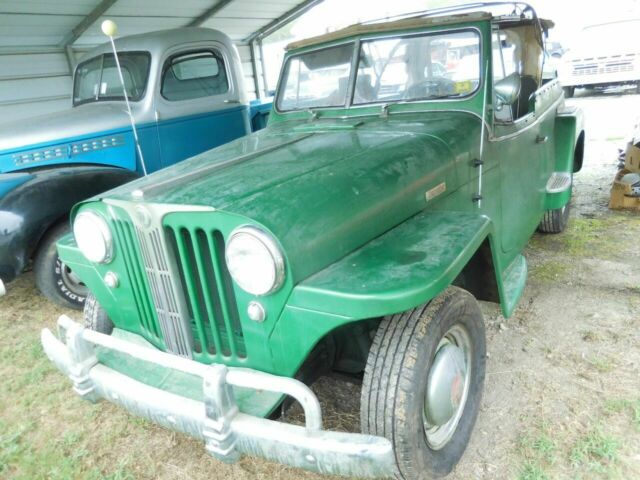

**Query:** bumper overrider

left=41, top=315, right=396, bottom=478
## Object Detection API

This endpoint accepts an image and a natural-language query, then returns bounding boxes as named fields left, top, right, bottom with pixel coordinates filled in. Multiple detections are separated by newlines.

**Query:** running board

left=546, top=172, right=572, bottom=193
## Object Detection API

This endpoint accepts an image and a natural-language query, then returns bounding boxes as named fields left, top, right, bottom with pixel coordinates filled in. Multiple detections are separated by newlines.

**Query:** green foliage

left=570, top=428, right=619, bottom=473
left=519, top=461, right=549, bottom=480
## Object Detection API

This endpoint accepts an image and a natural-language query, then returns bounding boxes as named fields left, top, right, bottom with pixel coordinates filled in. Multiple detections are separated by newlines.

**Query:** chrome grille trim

left=106, top=200, right=214, bottom=358
left=135, top=225, right=191, bottom=357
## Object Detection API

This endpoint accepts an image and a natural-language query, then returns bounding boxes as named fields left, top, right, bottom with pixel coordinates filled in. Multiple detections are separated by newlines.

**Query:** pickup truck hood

left=106, top=112, right=480, bottom=280
left=0, top=103, right=130, bottom=154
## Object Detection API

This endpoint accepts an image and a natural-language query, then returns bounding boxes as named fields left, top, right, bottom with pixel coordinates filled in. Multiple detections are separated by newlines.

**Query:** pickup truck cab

left=0, top=27, right=270, bottom=307
left=43, top=3, right=584, bottom=479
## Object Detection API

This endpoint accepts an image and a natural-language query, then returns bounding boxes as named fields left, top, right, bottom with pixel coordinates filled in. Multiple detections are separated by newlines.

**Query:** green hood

left=105, top=112, right=480, bottom=281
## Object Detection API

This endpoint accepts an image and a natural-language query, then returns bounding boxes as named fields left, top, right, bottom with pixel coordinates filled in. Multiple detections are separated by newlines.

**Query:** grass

left=605, top=399, right=640, bottom=430
left=519, top=460, right=549, bottom=480
left=517, top=421, right=557, bottom=480
left=570, top=427, right=619, bottom=474
left=529, top=260, right=570, bottom=283
left=588, top=355, right=616, bottom=374
left=529, top=212, right=640, bottom=262
left=514, top=408, right=640, bottom=480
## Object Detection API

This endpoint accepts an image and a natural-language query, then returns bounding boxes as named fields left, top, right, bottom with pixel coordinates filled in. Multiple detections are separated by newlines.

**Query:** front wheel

left=84, top=292, right=113, bottom=334
left=34, top=223, right=87, bottom=309
left=361, top=287, right=486, bottom=479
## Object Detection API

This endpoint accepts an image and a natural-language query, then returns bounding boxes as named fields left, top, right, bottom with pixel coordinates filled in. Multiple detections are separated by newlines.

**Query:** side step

left=500, top=254, right=527, bottom=318
left=546, top=172, right=572, bottom=193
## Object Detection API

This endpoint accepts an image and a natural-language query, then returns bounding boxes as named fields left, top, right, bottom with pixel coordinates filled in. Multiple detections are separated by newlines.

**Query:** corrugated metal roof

left=0, top=0, right=321, bottom=48
left=0, top=0, right=322, bottom=120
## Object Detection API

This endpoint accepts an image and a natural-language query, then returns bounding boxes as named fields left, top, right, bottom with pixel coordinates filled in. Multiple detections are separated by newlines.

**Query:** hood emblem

left=425, top=182, right=447, bottom=202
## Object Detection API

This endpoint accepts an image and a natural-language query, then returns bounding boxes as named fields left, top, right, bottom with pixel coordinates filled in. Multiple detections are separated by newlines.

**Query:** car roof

left=286, top=10, right=553, bottom=52
left=80, top=27, right=233, bottom=62
left=286, top=12, right=491, bottom=51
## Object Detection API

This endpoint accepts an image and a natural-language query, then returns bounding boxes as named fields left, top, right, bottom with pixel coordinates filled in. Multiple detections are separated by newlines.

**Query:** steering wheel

left=405, top=77, right=455, bottom=99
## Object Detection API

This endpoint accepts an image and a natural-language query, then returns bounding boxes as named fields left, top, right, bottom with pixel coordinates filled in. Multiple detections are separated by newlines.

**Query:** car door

left=489, top=27, right=550, bottom=254
left=154, top=43, right=251, bottom=168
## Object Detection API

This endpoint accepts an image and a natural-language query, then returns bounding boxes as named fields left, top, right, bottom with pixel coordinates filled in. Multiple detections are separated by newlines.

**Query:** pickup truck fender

left=0, top=166, right=138, bottom=282
left=271, top=210, right=523, bottom=375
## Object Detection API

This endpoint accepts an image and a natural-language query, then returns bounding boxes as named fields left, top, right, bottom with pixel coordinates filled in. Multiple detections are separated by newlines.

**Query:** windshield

left=277, top=43, right=354, bottom=111
left=276, top=30, right=481, bottom=111
left=73, top=52, right=151, bottom=106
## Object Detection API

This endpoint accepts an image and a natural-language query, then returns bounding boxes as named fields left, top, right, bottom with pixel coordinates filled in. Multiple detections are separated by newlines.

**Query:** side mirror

left=494, top=73, right=521, bottom=105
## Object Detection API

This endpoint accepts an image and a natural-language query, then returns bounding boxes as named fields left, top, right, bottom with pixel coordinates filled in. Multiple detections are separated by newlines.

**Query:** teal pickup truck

left=42, top=3, right=584, bottom=479
left=0, top=27, right=270, bottom=308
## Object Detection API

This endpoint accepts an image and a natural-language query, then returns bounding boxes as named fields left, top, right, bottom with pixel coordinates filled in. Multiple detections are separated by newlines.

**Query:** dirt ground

left=1, top=88, right=639, bottom=480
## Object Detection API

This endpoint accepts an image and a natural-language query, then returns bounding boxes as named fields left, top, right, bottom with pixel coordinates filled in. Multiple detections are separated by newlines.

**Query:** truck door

left=154, top=44, right=251, bottom=168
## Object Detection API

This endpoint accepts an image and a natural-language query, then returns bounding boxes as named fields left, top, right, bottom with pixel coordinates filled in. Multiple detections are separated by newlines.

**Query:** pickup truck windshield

left=277, top=30, right=480, bottom=111
left=73, top=52, right=151, bottom=106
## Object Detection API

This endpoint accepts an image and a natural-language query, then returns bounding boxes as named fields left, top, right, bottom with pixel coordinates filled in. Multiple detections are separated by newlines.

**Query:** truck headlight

left=225, top=226, right=284, bottom=296
left=73, top=211, right=113, bottom=263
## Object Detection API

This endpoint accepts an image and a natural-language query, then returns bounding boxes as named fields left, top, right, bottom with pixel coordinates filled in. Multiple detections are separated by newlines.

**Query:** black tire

left=34, top=223, right=88, bottom=309
left=563, top=86, right=575, bottom=98
left=361, top=287, right=486, bottom=479
left=84, top=292, right=114, bottom=334
left=538, top=202, right=570, bottom=233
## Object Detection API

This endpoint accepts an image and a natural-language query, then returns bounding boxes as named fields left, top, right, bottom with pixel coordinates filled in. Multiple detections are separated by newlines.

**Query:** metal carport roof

left=0, top=0, right=324, bottom=121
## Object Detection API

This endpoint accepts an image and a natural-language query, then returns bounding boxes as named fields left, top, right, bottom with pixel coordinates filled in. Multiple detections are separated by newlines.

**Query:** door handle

left=536, top=135, right=548, bottom=144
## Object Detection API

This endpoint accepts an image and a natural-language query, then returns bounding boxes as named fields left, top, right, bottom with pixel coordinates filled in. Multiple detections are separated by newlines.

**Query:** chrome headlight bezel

left=73, top=211, right=113, bottom=264
left=225, top=226, right=285, bottom=296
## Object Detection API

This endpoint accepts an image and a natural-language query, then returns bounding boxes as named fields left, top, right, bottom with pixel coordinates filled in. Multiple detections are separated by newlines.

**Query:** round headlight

left=73, top=211, right=113, bottom=264
left=225, top=226, right=284, bottom=296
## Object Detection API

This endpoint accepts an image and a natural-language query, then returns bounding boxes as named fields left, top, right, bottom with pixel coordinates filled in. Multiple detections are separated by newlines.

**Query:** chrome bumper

left=41, top=315, right=395, bottom=478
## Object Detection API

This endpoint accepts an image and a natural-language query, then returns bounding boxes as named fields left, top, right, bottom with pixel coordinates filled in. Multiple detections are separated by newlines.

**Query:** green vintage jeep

left=42, top=3, right=584, bottom=479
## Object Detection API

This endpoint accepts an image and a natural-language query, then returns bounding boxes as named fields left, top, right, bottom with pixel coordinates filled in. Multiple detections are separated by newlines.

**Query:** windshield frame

left=275, top=41, right=358, bottom=113
left=72, top=51, right=152, bottom=107
left=274, top=25, right=484, bottom=114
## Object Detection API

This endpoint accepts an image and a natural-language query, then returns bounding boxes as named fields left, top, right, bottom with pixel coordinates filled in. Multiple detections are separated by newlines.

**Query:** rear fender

left=545, top=106, right=585, bottom=210
left=554, top=105, right=585, bottom=174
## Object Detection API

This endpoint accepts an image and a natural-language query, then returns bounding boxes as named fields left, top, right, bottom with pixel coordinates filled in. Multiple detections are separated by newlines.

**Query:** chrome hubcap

left=423, top=324, right=472, bottom=450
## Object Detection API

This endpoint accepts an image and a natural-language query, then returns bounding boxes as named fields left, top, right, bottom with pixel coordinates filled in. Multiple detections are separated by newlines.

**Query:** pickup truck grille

left=571, top=54, right=636, bottom=77
left=164, top=224, right=246, bottom=359
left=107, top=203, right=246, bottom=362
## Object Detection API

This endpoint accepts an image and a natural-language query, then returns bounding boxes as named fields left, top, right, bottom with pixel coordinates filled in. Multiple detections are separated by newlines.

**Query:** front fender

left=287, top=210, right=494, bottom=319
left=0, top=166, right=138, bottom=282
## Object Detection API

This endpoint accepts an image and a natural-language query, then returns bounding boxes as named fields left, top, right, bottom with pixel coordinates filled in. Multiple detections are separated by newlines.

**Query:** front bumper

left=41, top=315, right=396, bottom=478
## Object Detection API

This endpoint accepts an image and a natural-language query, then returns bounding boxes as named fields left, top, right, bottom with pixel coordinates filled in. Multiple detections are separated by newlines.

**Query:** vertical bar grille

left=111, top=218, right=160, bottom=340
left=135, top=225, right=192, bottom=358
left=166, top=226, right=246, bottom=360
